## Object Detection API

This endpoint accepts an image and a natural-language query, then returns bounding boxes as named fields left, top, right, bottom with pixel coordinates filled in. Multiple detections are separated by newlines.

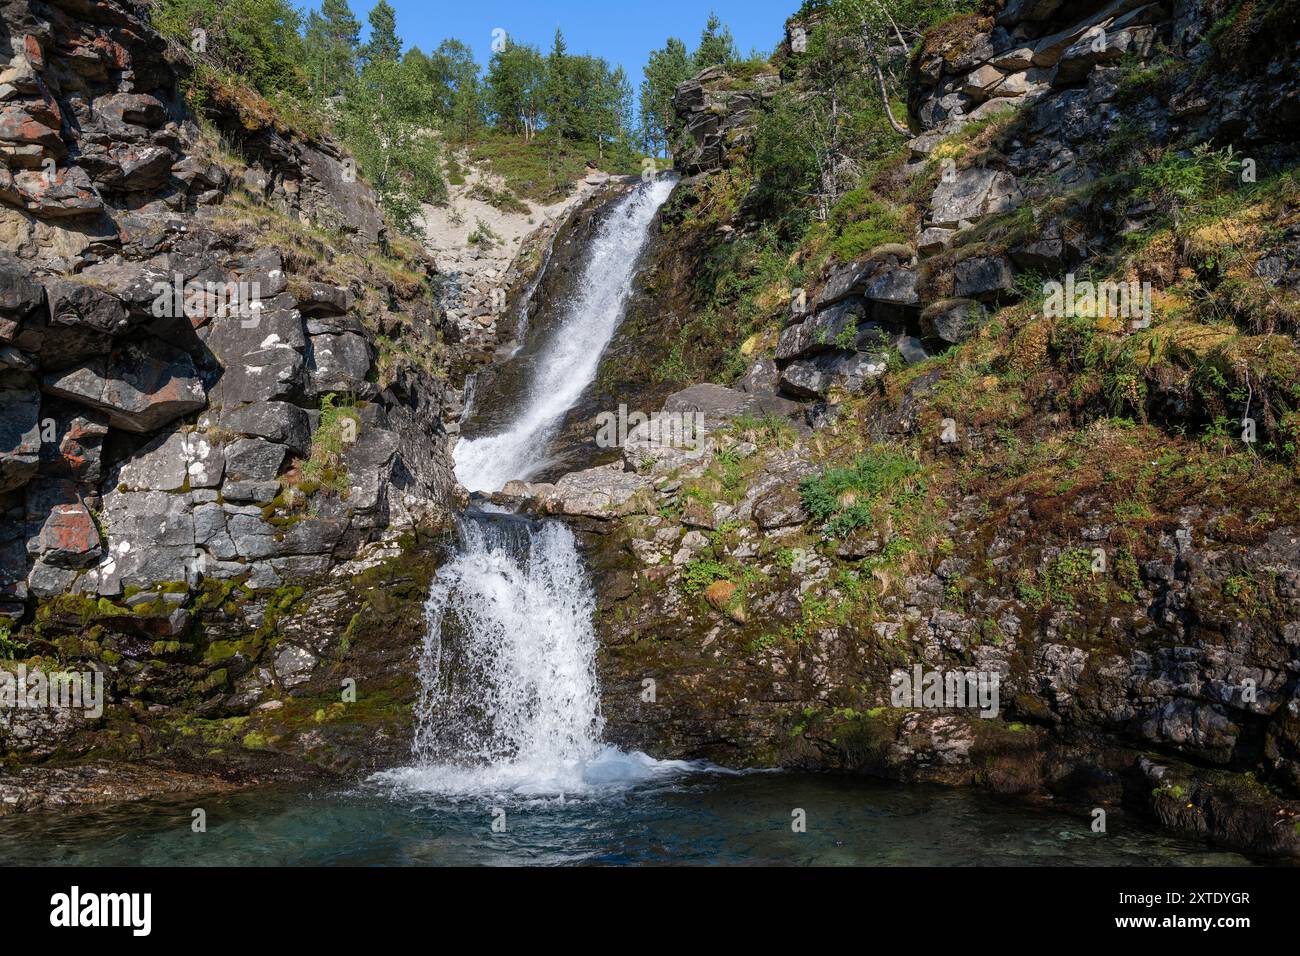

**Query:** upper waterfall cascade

left=453, top=177, right=676, bottom=493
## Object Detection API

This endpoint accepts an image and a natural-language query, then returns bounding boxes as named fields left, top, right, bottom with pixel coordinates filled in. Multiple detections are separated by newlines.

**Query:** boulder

left=339, top=426, right=399, bottom=512
left=223, top=438, right=287, bottom=483
left=29, top=481, right=100, bottom=568
left=817, top=245, right=915, bottom=310
left=307, top=331, right=371, bottom=394
left=297, top=282, right=352, bottom=316
left=753, top=484, right=808, bottom=530
left=929, top=167, right=1022, bottom=228
left=953, top=256, right=1015, bottom=300
left=44, top=276, right=130, bottom=334
left=776, top=300, right=864, bottom=361
left=0, top=254, right=44, bottom=335
left=43, top=339, right=207, bottom=433
left=864, top=268, right=920, bottom=306
left=219, top=401, right=311, bottom=456
left=36, top=400, right=109, bottom=484
left=779, top=351, right=888, bottom=401
left=922, top=299, right=989, bottom=344
left=118, top=430, right=224, bottom=491
left=97, top=489, right=197, bottom=591
left=203, top=294, right=306, bottom=404
left=1, top=165, right=103, bottom=217
left=76, top=257, right=173, bottom=317
left=541, top=463, right=655, bottom=518
left=661, top=382, right=800, bottom=428
left=227, top=513, right=279, bottom=561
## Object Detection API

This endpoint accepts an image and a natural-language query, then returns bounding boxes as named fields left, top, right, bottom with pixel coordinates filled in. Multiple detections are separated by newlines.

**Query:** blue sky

left=344, top=0, right=795, bottom=82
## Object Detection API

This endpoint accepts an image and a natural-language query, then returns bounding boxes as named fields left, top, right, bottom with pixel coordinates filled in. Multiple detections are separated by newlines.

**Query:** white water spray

left=381, top=515, right=700, bottom=797
left=379, top=176, right=710, bottom=799
left=454, top=177, right=676, bottom=493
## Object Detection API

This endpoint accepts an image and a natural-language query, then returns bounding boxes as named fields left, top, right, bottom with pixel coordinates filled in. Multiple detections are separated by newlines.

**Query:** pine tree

left=304, top=0, right=361, bottom=98
left=693, top=12, right=738, bottom=70
left=362, top=0, right=402, bottom=66
left=639, top=37, right=691, bottom=155
left=543, top=28, right=575, bottom=173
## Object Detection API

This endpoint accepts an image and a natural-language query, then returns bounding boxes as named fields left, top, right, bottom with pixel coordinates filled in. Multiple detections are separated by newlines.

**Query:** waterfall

left=454, top=177, right=676, bottom=493
left=379, top=175, right=699, bottom=799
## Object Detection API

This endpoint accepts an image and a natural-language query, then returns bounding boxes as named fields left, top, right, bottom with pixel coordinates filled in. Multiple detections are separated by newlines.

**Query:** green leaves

left=800, top=450, right=926, bottom=539
left=337, top=57, right=447, bottom=234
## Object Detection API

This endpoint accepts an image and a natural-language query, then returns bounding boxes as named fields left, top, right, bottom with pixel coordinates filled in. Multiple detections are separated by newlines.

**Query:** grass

left=0, top=619, right=23, bottom=660
left=465, top=181, right=530, bottom=215
left=294, top=393, right=361, bottom=498
left=800, top=449, right=926, bottom=539
left=468, top=132, right=644, bottom=203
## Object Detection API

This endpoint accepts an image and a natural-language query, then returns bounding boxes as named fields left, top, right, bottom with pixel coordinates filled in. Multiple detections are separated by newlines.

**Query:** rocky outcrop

left=0, top=0, right=459, bottom=623
left=582, top=0, right=1300, bottom=858
left=673, top=65, right=779, bottom=175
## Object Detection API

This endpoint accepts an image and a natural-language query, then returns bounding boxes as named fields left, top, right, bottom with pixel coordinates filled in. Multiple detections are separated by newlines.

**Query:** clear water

left=0, top=773, right=1259, bottom=867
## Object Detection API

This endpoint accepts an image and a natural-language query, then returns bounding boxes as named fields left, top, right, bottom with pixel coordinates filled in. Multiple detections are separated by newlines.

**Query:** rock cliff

left=525, top=0, right=1300, bottom=857
left=0, top=0, right=462, bottom=804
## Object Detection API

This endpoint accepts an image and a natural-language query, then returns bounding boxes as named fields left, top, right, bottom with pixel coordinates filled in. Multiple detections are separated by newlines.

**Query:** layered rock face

left=0, top=0, right=457, bottom=621
left=683, top=0, right=1300, bottom=409
left=0, top=0, right=463, bottom=801
left=672, top=64, right=779, bottom=175
left=558, top=1, right=1300, bottom=856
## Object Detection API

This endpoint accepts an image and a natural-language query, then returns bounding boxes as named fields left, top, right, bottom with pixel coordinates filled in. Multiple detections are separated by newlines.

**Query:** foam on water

left=376, top=514, right=713, bottom=800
